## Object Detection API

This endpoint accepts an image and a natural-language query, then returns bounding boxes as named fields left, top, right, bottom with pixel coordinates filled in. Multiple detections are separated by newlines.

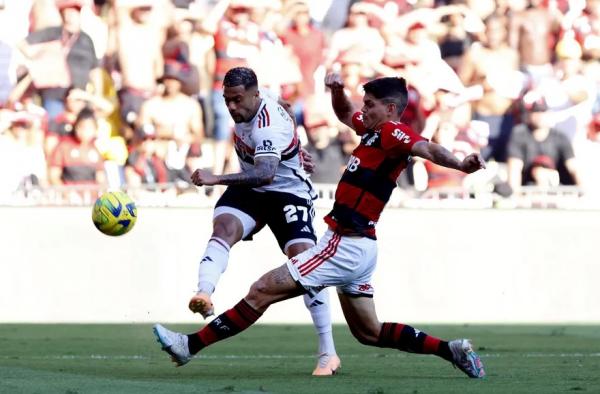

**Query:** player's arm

left=191, top=155, right=279, bottom=187
left=325, top=72, right=355, bottom=129
left=411, top=140, right=485, bottom=174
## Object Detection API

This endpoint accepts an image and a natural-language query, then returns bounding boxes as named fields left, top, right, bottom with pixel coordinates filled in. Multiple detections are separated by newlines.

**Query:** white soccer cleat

left=312, top=353, right=341, bottom=376
left=153, top=324, right=193, bottom=367
left=448, top=339, right=486, bottom=378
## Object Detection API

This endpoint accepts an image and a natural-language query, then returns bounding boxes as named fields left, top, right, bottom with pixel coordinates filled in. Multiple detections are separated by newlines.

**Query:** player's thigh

left=266, top=192, right=317, bottom=254
left=338, top=293, right=382, bottom=345
left=285, top=242, right=314, bottom=259
left=246, top=264, right=306, bottom=312
left=214, top=186, right=262, bottom=243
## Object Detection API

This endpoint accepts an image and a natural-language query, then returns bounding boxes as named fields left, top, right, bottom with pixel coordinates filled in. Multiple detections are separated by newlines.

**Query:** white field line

left=1, top=353, right=600, bottom=361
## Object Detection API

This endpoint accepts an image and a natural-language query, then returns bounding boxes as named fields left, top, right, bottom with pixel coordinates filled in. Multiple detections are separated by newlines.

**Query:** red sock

left=377, top=322, right=453, bottom=362
left=187, top=299, right=262, bottom=354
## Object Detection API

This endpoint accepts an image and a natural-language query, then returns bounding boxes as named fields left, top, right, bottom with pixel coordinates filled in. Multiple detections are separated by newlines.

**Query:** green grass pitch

left=1, top=324, right=599, bottom=393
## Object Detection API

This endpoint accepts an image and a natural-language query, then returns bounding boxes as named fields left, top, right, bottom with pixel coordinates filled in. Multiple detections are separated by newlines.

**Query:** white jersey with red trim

left=233, top=91, right=315, bottom=199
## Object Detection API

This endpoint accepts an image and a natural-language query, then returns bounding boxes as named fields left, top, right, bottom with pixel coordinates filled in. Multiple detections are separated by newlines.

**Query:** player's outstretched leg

left=153, top=324, right=193, bottom=367
left=338, top=293, right=485, bottom=379
left=156, top=264, right=303, bottom=367
left=154, top=299, right=262, bottom=367
left=303, top=290, right=341, bottom=376
left=191, top=235, right=231, bottom=318
left=377, top=323, right=485, bottom=378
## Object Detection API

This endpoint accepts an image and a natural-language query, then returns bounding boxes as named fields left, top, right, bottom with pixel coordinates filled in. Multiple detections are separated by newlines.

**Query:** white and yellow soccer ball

left=92, top=191, right=138, bottom=236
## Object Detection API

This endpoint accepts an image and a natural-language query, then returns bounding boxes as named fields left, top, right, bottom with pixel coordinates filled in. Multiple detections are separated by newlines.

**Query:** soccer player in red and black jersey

left=153, top=73, right=487, bottom=379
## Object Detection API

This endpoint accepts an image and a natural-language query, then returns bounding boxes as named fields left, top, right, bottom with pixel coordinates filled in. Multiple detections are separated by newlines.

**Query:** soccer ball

left=92, top=191, right=137, bottom=236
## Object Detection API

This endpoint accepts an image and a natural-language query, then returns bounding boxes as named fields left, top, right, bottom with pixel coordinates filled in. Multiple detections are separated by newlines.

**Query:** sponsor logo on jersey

left=346, top=155, right=360, bottom=172
left=392, top=128, right=411, bottom=144
left=256, top=139, right=276, bottom=153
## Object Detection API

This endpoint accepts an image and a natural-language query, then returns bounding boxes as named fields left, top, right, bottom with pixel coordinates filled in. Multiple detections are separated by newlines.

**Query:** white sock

left=303, top=288, right=336, bottom=356
left=197, top=237, right=230, bottom=295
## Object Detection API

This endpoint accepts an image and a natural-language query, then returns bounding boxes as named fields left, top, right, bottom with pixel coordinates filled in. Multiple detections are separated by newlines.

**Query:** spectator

left=46, top=86, right=114, bottom=157
left=138, top=60, right=204, bottom=183
left=110, top=0, right=164, bottom=132
left=325, top=1, right=386, bottom=75
left=279, top=0, right=326, bottom=118
left=48, top=107, right=106, bottom=185
left=0, top=110, right=48, bottom=196
left=459, top=13, right=523, bottom=163
left=211, top=0, right=261, bottom=175
left=17, top=0, right=101, bottom=119
left=302, top=92, right=348, bottom=183
left=0, top=0, right=32, bottom=105
left=509, top=0, right=562, bottom=88
left=164, top=5, right=216, bottom=134
left=507, top=100, right=580, bottom=190
left=125, top=129, right=170, bottom=187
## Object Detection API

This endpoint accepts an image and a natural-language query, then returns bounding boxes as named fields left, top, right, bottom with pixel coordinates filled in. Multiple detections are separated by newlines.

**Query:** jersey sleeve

left=380, top=122, right=427, bottom=155
left=252, top=125, right=291, bottom=161
left=252, top=102, right=294, bottom=161
left=351, top=112, right=368, bottom=136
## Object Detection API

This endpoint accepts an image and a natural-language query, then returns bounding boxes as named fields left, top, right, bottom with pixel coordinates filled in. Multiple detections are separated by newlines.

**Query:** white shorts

left=286, top=229, right=377, bottom=297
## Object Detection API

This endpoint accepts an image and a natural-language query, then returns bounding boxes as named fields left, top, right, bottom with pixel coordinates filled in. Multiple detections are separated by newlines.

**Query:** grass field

left=1, top=324, right=599, bottom=394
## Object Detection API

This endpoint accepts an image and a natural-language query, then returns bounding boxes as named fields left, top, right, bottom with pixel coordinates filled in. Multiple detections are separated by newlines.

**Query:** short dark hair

left=362, top=77, right=408, bottom=115
left=223, top=67, right=258, bottom=90
left=74, top=107, right=96, bottom=128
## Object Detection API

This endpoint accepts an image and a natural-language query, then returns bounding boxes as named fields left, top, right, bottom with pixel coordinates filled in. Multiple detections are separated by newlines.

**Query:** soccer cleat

left=312, top=353, right=341, bottom=376
left=153, top=324, right=193, bottom=367
left=448, top=339, right=486, bottom=378
left=188, top=292, right=215, bottom=318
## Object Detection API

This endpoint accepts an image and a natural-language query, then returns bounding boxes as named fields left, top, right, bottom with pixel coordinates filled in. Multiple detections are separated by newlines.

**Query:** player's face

left=361, top=93, right=392, bottom=129
left=223, top=85, right=260, bottom=123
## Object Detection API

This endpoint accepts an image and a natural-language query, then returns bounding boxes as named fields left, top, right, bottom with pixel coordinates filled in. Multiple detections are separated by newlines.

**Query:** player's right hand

left=191, top=168, right=219, bottom=186
left=325, top=73, right=345, bottom=90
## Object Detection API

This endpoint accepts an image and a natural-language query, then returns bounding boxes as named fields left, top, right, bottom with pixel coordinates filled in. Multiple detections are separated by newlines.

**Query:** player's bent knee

left=245, top=279, right=273, bottom=311
left=212, top=217, right=242, bottom=244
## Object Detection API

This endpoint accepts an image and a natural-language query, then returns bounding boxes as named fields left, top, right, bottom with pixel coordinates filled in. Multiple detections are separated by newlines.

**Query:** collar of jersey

left=246, top=99, right=266, bottom=125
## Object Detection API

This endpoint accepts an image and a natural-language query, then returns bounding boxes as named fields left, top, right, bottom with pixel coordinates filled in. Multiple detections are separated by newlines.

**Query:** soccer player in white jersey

left=186, top=67, right=340, bottom=375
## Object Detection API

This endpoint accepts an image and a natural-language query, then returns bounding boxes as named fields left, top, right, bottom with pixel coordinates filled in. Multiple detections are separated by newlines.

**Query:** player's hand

left=325, top=73, right=345, bottom=91
left=300, top=147, right=315, bottom=174
left=191, top=169, right=219, bottom=186
left=460, top=153, right=486, bottom=174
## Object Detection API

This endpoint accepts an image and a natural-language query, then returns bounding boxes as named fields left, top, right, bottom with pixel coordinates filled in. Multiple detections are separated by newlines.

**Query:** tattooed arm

left=191, top=156, right=279, bottom=187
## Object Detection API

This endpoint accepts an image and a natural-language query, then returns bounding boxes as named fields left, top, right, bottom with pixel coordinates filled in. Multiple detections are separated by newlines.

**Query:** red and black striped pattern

left=377, top=322, right=452, bottom=361
left=324, top=112, right=426, bottom=239
left=193, top=299, right=262, bottom=352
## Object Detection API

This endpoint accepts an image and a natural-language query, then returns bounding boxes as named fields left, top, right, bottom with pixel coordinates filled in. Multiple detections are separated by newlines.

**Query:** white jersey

left=233, top=91, right=316, bottom=200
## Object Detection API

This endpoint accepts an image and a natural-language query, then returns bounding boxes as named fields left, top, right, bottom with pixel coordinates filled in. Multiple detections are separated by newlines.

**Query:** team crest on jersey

left=363, top=133, right=379, bottom=146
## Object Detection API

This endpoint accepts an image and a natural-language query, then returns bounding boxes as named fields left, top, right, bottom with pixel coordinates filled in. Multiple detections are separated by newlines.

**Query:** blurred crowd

left=0, top=0, right=599, bottom=201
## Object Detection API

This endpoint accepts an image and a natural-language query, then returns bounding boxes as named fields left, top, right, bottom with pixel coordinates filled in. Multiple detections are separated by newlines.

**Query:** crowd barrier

left=1, top=205, right=599, bottom=324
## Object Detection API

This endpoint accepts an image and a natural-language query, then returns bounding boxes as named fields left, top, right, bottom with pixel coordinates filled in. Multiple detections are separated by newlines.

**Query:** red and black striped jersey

left=324, top=112, right=426, bottom=239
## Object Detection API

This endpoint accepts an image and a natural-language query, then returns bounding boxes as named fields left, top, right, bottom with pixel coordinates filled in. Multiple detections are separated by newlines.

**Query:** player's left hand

left=460, top=153, right=486, bottom=174
left=191, top=169, right=219, bottom=186
left=300, top=148, right=315, bottom=174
